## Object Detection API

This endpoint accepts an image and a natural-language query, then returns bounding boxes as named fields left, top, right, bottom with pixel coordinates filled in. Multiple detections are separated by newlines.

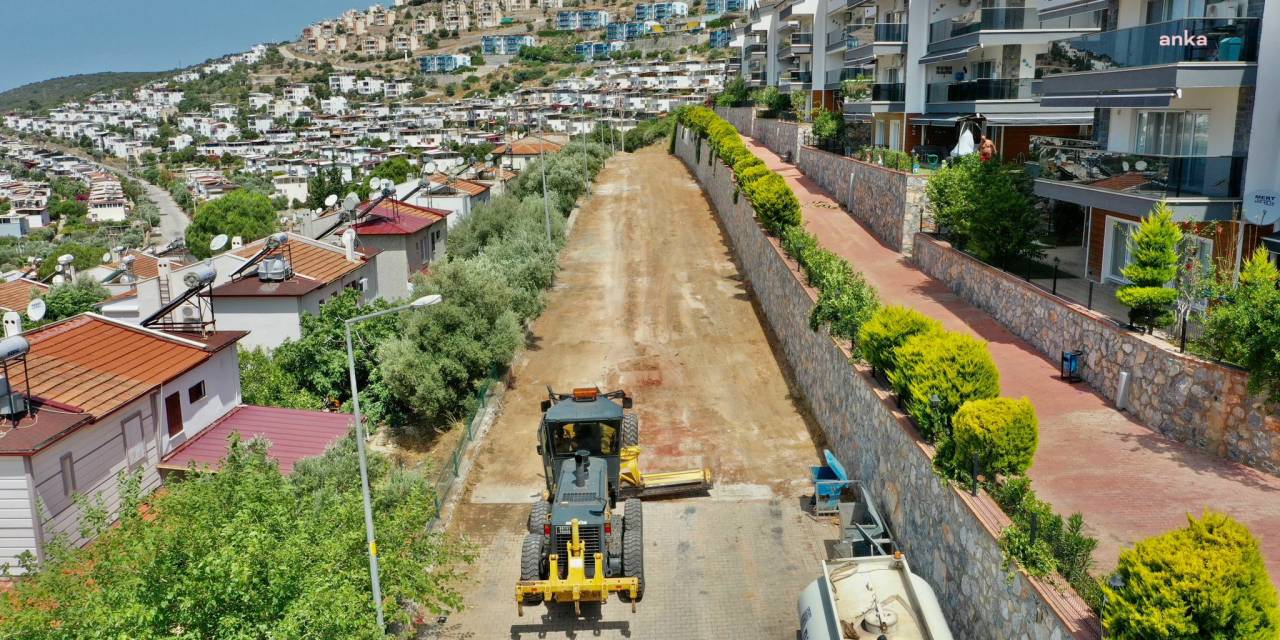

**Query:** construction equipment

left=515, top=386, right=711, bottom=615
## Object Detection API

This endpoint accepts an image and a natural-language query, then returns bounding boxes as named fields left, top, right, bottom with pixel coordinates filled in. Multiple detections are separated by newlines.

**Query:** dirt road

left=429, top=146, right=833, bottom=639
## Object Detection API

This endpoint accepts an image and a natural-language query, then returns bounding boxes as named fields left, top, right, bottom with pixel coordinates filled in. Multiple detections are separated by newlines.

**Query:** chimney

left=231, top=236, right=244, bottom=250
left=341, top=228, right=357, bottom=262
left=2, top=312, right=20, bottom=338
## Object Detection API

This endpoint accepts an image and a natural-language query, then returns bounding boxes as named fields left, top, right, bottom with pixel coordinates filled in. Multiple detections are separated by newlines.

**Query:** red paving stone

left=741, top=136, right=1280, bottom=585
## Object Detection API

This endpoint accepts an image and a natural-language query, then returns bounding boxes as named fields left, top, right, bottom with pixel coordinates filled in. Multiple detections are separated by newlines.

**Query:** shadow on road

left=510, top=603, right=632, bottom=638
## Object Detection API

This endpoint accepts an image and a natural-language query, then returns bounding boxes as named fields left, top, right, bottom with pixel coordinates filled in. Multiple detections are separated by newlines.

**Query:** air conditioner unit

left=180, top=306, right=200, bottom=321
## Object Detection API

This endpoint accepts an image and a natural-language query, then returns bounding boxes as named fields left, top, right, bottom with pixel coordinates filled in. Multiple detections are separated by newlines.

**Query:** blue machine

left=810, top=449, right=851, bottom=515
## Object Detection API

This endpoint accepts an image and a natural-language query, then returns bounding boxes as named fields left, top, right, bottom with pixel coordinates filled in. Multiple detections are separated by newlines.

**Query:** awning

left=844, top=53, right=875, bottom=66
left=1039, top=0, right=1107, bottom=19
left=918, top=46, right=977, bottom=65
left=910, top=115, right=962, bottom=126
left=1041, top=88, right=1181, bottom=108
left=984, top=114, right=1095, bottom=126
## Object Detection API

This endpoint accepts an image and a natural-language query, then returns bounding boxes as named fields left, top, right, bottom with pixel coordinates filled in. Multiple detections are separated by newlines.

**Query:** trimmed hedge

left=858, top=305, right=942, bottom=377
left=889, top=330, right=1000, bottom=441
left=948, top=397, right=1038, bottom=480
left=810, top=270, right=880, bottom=348
left=1103, top=511, right=1280, bottom=639
left=747, top=173, right=801, bottom=234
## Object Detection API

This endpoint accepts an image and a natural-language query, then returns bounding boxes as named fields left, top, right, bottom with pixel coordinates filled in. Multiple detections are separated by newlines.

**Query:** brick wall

left=795, top=145, right=929, bottom=255
left=914, top=233, right=1280, bottom=476
left=674, top=125, right=1100, bottom=640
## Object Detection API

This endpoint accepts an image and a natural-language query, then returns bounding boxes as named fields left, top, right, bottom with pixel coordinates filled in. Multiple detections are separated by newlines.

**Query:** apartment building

left=1030, top=0, right=1277, bottom=280
left=330, top=73, right=358, bottom=94
left=393, top=32, right=420, bottom=52
left=711, top=28, right=733, bottom=48
left=608, top=21, right=651, bottom=40
left=474, top=0, right=504, bottom=28
left=557, top=10, right=612, bottom=30
left=362, top=34, right=390, bottom=56
left=420, top=53, right=474, bottom=73
left=707, top=0, right=746, bottom=14
left=442, top=0, right=471, bottom=31
left=482, top=34, right=537, bottom=55
left=635, top=1, right=689, bottom=21
left=413, top=13, right=440, bottom=34
left=575, top=40, right=626, bottom=60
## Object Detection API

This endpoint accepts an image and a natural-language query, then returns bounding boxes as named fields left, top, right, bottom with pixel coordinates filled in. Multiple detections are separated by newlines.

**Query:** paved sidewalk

left=742, top=136, right=1280, bottom=584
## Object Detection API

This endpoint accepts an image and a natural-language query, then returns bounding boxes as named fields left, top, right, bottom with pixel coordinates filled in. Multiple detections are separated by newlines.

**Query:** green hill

left=0, top=71, right=175, bottom=113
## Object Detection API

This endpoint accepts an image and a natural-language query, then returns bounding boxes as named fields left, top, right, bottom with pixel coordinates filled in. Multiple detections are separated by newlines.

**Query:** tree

left=811, top=108, right=845, bottom=149
left=185, top=190, right=277, bottom=259
left=1197, top=249, right=1280, bottom=401
left=965, top=160, right=1042, bottom=269
left=371, top=157, right=413, bottom=184
left=34, top=277, right=109, bottom=326
left=1116, top=202, right=1181, bottom=331
left=0, top=437, right=472, bottom=637
left=714, top=77, right=750, bottom=107
left=1103, top=511, right=1279, bottom=640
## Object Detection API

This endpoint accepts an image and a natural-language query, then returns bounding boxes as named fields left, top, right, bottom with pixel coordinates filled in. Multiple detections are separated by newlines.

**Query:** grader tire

left=520, top=533, right=545, bottom=606
left=621, top=413, right=640, bottom=448
left=527, top=500, right=549, bottom=534
left=621, top=498, right=644, bottom=602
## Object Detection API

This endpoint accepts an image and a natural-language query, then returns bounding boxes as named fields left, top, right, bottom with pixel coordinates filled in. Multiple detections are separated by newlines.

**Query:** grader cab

left=515, top=387, right=711, bottom=615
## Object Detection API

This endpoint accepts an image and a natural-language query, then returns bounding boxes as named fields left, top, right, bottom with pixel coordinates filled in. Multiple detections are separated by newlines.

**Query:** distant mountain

left=0, top=71, right=175, bottom=112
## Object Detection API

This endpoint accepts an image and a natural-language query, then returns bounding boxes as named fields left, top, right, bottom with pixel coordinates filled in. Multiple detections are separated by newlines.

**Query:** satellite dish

left=343, top=193, right=360, bottom=212
left=25, top=299, right=45, bottom=322
left=367, top=175, right=379, bottom=191
left=324, top=194, right=339, bottom=207
left=210, top=234, right=230, bottom=252
left=102, top=252, right=113, bottom=264
left=381, top=178, right=395, bottom=192
left=1244, top=190, right=1280, bottom=226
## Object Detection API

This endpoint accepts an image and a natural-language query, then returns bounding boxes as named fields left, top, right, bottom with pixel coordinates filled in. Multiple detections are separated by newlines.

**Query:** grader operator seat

left=538, top=387, right=631, bottom=496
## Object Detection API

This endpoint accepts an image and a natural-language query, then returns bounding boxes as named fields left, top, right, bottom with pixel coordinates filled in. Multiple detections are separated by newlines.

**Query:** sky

left=0, top=0, right=369, bottom=92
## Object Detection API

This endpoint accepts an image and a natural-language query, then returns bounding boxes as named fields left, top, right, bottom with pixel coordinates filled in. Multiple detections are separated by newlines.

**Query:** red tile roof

left=354, top=199, right=449, bottom=236
left=429, top=174, right=490, bottom=197
left=212, top=233, right=377, bottom=297
left=0, top=278, right=48, bottom=313
left=104, top=250, right=183, bottom=281
left=493, top=139, right=562, bottom=156
left=160, top=405, right=352, bottom=474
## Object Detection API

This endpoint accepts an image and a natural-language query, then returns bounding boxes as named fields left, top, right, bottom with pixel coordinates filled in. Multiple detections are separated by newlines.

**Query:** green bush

left=780, top=225, right=819, bottom=268
left=747, top=173, right=801, bottom=235
left=990, top=476, right=1100, bottom=609
left=810, top=269, right=880, bottom=349
left=796, top=247, right=851, bottom=291
left=1103, top=511, right=1279, bottom=640
left=737, top=164, right=771, bottom=188
left=889, top=330, right=1000, bottom=441
left=733, top=155, right=765, bottom=177
left=858, top=305, right=943, bottom=377
left=948, top=397, right=1038, bottom=481
left=1197, top=249, right=1280, bottom=401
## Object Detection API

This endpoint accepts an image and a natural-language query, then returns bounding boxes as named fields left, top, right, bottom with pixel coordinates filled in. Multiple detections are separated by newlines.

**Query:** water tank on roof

left=183, top=263, right=217, bottom=289
left=258, top=257, right=293, bottom=282
left=0, top=336, right=29, bottom=361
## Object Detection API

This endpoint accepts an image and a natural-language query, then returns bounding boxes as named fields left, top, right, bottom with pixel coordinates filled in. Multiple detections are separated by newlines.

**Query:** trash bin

left=1061, top=350, right=1083, bottom=382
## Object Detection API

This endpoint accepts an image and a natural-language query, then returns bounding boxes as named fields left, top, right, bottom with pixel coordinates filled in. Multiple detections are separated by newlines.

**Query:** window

left=1104, top=217, right=1139, bottom=283
left=187, top=381, right=206, bottom=403
left=59, top=453, right=76, bottom=496
left=1135, top=111, right=1209, bottom=156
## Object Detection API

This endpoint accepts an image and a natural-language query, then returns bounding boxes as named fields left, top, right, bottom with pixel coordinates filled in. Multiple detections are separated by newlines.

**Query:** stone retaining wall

left=674, top=125, right=1099, bottom=639
left=753, top=117, right=807, bottom=162
left=796, top=145, right=929, bottom=255
left=717, top=106, right=755, bottom=137
left=913, top=234, right=1280, bottom=476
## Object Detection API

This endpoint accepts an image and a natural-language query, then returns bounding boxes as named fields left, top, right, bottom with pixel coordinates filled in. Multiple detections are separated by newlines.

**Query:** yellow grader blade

left=619, top=446, right=713, bottom=498
left=515, top=519, right=639, bottom=616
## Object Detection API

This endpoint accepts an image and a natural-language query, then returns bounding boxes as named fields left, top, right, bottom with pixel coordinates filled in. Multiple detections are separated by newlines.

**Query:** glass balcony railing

left=785, top=70, right=814, bottom=83
left=791, top=32, right=814, bottom=46
left=1043, top=18, right=1259, bottom=71
left=845, top=22, right=908, bottom=48
left=926, top=78, right=1042, bottom=101
left=930, top=6, right=1101, bottom=42
left=1029, top=138, right=1245, bottom=199
left=846, top=82, right=905, bottom=102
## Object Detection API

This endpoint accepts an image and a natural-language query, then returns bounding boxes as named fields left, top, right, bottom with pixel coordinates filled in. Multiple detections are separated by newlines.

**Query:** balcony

left=844, top=22, right=908, bottom=63
left=746, top=42, right=767, bottom=55
left=784, top=70, right=814, bottom=85
left=843, top=81, right=905, bottom=116
left=790, top=31, right=814, bottom=53
left=927, top=78, right=1042, bottom=102
left=1040, top=18, right=1259, bottom=96
left=1030, top=138, right=1245, bottom=219
left=928, top=5, right=1101, bottom=51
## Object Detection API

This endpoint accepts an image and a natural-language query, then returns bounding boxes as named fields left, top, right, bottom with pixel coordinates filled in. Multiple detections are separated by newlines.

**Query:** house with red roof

left=0, top=314, right=352, bottom=573
left=343, top=198, right=449, bottom=299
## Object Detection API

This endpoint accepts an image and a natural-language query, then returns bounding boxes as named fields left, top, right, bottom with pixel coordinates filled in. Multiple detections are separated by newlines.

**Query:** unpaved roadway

left=427, top=146, right=834, bottom=639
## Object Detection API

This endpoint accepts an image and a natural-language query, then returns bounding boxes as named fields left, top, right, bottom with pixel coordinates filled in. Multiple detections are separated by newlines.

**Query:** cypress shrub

left=1116, top=202, right=1181, bottom=331
left=889, top=330, right=1000, bottom=441
left=858, top=305, right=942, bottom=377
left=748, top=173, right=801, bottom=235
left=948, top=397, right=1038, bottom=480
left=1103, top=511, right=1280, bottom=640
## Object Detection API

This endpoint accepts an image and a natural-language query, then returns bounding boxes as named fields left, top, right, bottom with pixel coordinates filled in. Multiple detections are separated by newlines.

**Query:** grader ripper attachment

left=515, top=387, right=712, bottom=615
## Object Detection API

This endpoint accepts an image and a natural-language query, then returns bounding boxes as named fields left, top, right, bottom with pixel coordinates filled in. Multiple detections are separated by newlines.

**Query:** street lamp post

left=344, top=294, right=443, bottom=630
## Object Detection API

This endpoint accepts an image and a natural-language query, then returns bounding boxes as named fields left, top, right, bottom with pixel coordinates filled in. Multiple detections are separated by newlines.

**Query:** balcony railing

left=785, top=70, right=814, bottom=83
left=930, top=6, right=1100, bottom=42
left=1030, top=139, right=1245, bottom=199
left=791, top=31, right=814, bottom=46
left=844, top=22, right=908, bottom=47
left=926, top=78, right=1042, bottom=101
left=846, top=82, right=905, bottom=102
left=1043, top=18, right=1259, bottom=71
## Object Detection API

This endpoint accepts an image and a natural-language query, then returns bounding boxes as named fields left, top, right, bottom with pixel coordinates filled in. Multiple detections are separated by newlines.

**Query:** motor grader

left=515, top=387, right=712, bottom=615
